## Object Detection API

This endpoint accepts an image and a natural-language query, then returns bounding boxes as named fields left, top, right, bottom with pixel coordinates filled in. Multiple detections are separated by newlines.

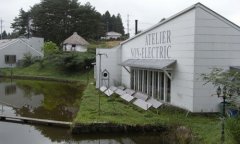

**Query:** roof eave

left=120, top=3, right=197, bottom=45
left=120, top=2, right=240, bottom=45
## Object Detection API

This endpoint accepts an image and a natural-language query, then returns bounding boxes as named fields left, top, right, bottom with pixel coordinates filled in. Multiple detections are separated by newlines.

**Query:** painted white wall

left=193, top=7, right=240, bottom=112
left=0, top=38, right=44, bottom=68
left=121, top=9, right=196, bottom=111
left=65, top=44, right=87, bottom=52
left=22, top=37, right=44, bottom=52
left=95, top=4, right=240, bottom=113
left=96, top=46, right=122, bottom=88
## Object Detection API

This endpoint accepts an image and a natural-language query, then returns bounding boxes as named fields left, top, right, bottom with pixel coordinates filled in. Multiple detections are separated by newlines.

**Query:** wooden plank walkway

left=0, top=114, right=72, bottom=128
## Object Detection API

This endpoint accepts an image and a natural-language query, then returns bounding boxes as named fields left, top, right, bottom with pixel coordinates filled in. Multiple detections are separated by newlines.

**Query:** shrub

left=42, top=41, right=59, bottom=56
left=21, top=52, right=41, bottom=67
left=54, top=52, right=95, bottom=73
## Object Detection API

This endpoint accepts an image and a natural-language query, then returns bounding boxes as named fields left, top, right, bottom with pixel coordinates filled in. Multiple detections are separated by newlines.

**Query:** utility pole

left=27, top=16, right=30, bottom=39
left=97, top=53, right=108, bottom=116
left=0, top=18, right=3, bottom=40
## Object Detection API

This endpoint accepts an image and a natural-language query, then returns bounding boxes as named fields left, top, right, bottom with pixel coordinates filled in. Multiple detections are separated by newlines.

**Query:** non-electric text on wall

left=131, top=30, right=171, bottom=59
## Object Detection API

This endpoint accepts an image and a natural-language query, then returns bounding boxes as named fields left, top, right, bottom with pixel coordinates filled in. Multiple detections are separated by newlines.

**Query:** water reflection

left=5, top=84, right=16, bottom=95
left=0, top=121, right=171, bottom=144
left=0, top=78, right=84, bottom=121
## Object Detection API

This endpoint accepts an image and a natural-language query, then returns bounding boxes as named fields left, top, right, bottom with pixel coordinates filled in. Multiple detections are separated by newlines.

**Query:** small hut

left=63, top=32, right=89, bottom=52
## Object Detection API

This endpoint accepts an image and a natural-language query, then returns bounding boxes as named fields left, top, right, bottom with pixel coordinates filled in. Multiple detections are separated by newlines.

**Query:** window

left=5, top=55, right=16, bottom=64
left=130, top=68, right=171, bottom=103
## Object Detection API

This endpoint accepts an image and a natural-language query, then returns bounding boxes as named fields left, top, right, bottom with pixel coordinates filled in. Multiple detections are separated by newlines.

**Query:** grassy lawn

left=88, top=40, right=121, bottom=49
left=0, top=67, right=236, bottom=143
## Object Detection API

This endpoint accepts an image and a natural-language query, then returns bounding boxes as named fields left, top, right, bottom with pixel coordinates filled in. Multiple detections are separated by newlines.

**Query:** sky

left=0, top=0, right=240, bottom=36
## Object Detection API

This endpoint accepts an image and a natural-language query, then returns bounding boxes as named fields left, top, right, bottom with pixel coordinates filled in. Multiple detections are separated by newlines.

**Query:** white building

left=63, top=32, right=89, bottom=52
left=106, top=31, right=122, bottom=39
left=0, top=37, right=44, bottom=68
left=96, top=3, right=240, bottom=113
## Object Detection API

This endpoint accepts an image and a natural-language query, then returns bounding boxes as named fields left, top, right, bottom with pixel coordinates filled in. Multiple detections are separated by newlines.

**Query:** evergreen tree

left=102, top=11, right=111, bottom=33
left=116, top=14, right=124, bottom=34
left=101, top=11, right=124, bottom=35
left=1, top=30, right=8, bottom=39
left=11, top=0, right=124, bottom=43
left=11, top=9, right=30, bottom=37
left=111, top=15, right=116, bottom=32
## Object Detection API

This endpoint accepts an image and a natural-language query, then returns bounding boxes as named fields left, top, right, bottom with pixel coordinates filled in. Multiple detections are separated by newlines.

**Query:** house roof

left=63, top=32, right=89, bottom=46
left=0, top=39, right=18, bottom=49
left=121, top=2, right=240, bottom=45
left=0, top=38, right=43, bottom=56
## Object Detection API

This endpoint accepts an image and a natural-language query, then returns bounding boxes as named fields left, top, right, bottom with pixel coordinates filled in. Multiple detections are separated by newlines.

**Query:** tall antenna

left=127, top=14, right=130, bottom=36
left=0, top=18, right=3, bottom=40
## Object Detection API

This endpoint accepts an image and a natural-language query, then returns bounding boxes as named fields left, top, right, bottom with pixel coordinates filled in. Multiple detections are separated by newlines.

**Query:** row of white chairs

left=100, top=86, right=163, bottom=110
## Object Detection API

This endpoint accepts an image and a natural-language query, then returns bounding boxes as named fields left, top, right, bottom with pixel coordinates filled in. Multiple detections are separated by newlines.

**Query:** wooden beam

left=123, top=66, right=130, bottom=73
left=0, top=114, right=72, bottom=128
left=163, top=70, right=172, bottom=80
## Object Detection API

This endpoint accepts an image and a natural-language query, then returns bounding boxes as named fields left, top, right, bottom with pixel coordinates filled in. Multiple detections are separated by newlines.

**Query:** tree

left=12, top=0, right=124, bottom=43
left=115, top=14, right=125, bottom=35
left=102, top=11, right=111, bottom=32
left=73, top=2, right=104, bottom=39
left=101, top=11, right=124, bottom=35
left=11, top=9, right=30, bottom=37
left=202, top=68, right=240, bottom=143
left=1, top=30, right=8, bottom=39
left=201, top=68, right=240, bottom=106
left=30, top=0, right=80, bottom=44
left=42, top=41, right=59, bottom=56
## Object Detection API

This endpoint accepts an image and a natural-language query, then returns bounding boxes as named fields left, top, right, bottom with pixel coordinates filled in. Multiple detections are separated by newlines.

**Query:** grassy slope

left=76, top=74, right=235, bottom=144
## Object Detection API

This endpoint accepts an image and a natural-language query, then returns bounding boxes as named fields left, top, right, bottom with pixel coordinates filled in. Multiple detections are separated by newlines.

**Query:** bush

left=42, top=41, right=60, bottom=56
left=226, top=117, right=240, bottom=143
left=21, top=52, right=41, bottom=67
left=54, top=52, right=95, bottom=73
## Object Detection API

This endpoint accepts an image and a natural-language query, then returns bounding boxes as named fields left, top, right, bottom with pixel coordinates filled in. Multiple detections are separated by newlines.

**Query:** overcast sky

left=0, top=0, right=240, bottom=36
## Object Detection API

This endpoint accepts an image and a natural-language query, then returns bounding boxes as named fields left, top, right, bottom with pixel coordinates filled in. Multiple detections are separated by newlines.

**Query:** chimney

left=135, top=20, right=138, bottom=35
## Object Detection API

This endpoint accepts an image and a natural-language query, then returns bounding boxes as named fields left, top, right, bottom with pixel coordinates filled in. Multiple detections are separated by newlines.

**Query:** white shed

left=63, top=32, right=89, bottom=52
left=0, top=37, right=44, bottom=68
left=96, top=3, right=240, bottom=113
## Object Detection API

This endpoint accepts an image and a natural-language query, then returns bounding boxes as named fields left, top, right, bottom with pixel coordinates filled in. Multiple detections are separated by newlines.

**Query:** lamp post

left=96, top=53, right=107, bottom=116
left=216, top=86, right=232, bottom=144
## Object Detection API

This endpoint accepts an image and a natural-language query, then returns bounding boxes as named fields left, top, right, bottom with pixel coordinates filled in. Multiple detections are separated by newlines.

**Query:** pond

left=0, top=78, right=175, bottom=144
left=0, top=78, right=84, bottom=121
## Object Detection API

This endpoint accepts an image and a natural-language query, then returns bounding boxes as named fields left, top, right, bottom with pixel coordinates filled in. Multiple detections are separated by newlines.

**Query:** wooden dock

left=0, top=114, right=72, bottom=128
